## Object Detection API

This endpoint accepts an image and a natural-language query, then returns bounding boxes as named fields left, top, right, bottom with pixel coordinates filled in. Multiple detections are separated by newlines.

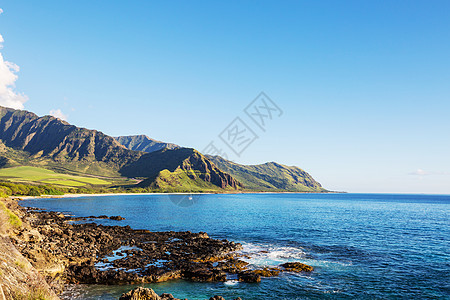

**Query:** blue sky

left=0, top=1, right=449, bottom=193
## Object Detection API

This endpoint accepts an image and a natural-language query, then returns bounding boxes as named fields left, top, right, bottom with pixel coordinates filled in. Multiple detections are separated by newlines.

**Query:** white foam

left=224, top=280, right=239, bottom=286
left=238, top=242, right=352, bottom=270
left=239, top=242, right=307, bottom=267
left=94, top=245, right=142, bottom=270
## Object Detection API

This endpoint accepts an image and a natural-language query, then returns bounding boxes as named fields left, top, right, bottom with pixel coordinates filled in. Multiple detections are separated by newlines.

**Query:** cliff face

left=122, top=148, right=242, bottom=191
left=0, top=199, right=59, bottom=300
left=180, top=150, right=241, bottom=189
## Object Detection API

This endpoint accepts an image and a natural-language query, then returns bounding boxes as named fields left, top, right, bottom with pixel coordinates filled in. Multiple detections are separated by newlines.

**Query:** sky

left=0, top=1, right=449, bottom=194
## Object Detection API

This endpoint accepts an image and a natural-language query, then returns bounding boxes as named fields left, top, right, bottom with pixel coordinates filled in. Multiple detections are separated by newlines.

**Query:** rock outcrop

left=119, top=287, right=183, bottom=300
left=119, top=287, right=243, bottom=300
left=1, top=198, right=315, bottom=299
left=122, top=148, right=242, bottom=191
left=281, top=262, right=314, bottom=272
left=0, top=199, right=59, bottom=300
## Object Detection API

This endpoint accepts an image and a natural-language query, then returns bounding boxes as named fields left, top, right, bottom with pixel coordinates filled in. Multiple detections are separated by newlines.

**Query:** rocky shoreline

left=2, top=198, right=314, bottom=299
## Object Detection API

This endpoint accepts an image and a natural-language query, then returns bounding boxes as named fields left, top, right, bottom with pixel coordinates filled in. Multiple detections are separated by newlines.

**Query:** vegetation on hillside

left=0, top=166, right=111, bottom=187
left=0, top=201, right=22, bottom=229
left=0, top=106, right=325, bottom=193
left=207, top=155, right=326, bottom=192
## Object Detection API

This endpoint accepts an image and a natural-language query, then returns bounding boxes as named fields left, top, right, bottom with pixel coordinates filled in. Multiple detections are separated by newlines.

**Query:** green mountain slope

left=115, top=135, right=179, bottom=153
left=121, top=148, right=241, bottom=191
left=207, top=155, right=325, bottom=192
left=0, top=106, right=240, bottom=191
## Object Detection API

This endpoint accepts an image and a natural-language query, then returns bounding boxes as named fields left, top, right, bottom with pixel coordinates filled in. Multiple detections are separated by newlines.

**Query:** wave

left=238, top=242, right=353, bottom=269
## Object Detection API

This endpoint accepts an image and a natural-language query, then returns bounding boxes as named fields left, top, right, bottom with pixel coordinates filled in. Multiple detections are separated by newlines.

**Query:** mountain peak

left=115, top=135, right=179, bottom=154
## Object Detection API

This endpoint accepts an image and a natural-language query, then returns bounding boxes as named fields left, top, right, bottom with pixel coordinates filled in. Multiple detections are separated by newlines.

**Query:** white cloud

left=409, top=169, right=429, bottom=176
left=0, top=8, right=3, bottom=15
left=0, top=53, right=29, bottom=109
left=49, top=109, right=68, bottom=121
left=0, top=23, right=29, bottom=110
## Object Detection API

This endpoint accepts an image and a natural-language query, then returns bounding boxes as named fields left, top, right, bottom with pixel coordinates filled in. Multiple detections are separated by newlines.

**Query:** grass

left=0, top=166, right=110, bottom=188
left=0, top=201, right=22, bottom=228
left=40, top=180, right=86, bottom=187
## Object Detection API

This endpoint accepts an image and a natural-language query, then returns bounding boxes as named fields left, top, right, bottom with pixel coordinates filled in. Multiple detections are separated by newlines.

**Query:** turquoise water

left=21, top=193, right=450, bottom=299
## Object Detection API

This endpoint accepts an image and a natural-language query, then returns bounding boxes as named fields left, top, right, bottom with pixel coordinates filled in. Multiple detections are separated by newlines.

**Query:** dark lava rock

left=110, top=215, right=125, bottom=221
left=17, top=210, right=243, bottom=285
left=253, top=267, right=281, bottom=277
left=238, top=271, right=261, bottom=283
left=281, top=262, right=314, bottom=272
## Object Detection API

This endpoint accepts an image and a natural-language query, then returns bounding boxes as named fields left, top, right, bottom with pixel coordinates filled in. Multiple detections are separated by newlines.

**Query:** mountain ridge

left=114, top=133, right=325, bottom=192
left=206, top=155, right=325, bottom=192
left=0, top=106, right=241, bottom=191
left=115, top=135, right=179, bottom=153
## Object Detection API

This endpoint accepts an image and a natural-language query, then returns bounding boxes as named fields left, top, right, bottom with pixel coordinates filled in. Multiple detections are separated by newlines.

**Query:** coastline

left=17, top=190, right=338, bottom=200
left=1, top=196, right=314, bottom=299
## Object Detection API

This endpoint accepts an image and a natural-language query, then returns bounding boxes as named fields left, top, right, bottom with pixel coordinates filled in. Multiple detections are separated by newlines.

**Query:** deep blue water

left=20, top=193, right=450, bottom=299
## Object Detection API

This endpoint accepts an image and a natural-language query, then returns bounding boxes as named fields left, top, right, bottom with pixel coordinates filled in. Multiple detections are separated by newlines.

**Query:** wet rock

left=238, top=271, right=261, bottom=283
left=14, top=208, right=281, bottom=288
left=184, top=266, right=227, bottom=282
left=281, top=262, right=313, bottom=272
left=220, top=258, right=249, bottom=273
left=110, top=215, right=125, bottom=220
left=254, top=267, right=281, bottom=277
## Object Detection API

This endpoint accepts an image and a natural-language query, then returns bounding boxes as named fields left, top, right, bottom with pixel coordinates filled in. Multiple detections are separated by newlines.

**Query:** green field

left=0, top=166, right=111, bottom=187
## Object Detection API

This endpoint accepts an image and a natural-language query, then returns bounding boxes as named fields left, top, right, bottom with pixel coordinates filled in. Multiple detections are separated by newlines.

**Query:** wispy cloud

left=409, top=169, right=429, bottom=176
left=0, top=9, right=29, bottom=110
left=409, top=169, right=449, bottom=176
left=49, top=109, right=68, bottom=121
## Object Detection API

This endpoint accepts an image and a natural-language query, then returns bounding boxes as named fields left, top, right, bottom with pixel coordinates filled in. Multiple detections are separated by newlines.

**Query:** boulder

left=280, top=262, right=313, bottom=272
left=238, top=271, right=261, bottom=283
left=119, top=287, right=161, bottom=300
left=253, top=267, right=281, bottom=277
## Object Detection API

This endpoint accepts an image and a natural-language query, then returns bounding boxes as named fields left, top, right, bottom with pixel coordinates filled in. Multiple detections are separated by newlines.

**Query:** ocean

left=20, top=193, right=450, bottom=299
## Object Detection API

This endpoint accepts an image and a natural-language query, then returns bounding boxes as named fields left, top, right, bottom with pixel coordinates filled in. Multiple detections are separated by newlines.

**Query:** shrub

left=27, top=187, right=41, bottom=196
left=0, top=201, right=22, bottom=229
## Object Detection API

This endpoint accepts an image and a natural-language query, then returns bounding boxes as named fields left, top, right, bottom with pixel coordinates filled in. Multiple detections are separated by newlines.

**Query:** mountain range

left=0, top=106, right=325, bottom=193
